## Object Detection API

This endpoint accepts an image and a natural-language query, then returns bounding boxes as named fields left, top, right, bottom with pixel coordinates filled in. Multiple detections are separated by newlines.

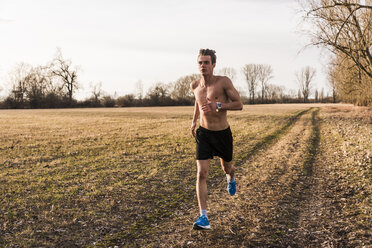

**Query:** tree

left=117, top=94, right=136, bottom=107
left=314, top=89, right=319, bottom=102
left=298, top=89, right=302, bottom=101
left=102, top=95, right=115, bottom=107
left=50, top=49, right=79, bottom=105
left=327, top=65, right=338, bottom=103
left=146, top=82, right=172, bottom=105
left=25, top=66, right=52, bottom=108
left=135, top=80, right=144, bottom=100
left=89, top=82, right=103, bottom=106
left=8, top=62, right=32, bottom=106
left=320, top=87, right=325, bottom=102
left=218, top=67, right=237, bottom=81
left=301, top=0, right=372, bottom=106
left=296, top=66, right=316, bottom=103
left=171, top=74, right=199, bottom=101
left=301, top=0, right=372, bottom=78
left=328, top=53, right=372, bottom=105
left=257, top=64, right=274, bottom=102
left=266, top=84, right=285, bottom=102
left=242, top=64, right=260, bottom=104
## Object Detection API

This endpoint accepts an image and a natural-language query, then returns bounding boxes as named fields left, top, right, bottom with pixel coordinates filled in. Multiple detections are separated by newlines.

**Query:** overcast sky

left=0, top=0, right=330, bottom=99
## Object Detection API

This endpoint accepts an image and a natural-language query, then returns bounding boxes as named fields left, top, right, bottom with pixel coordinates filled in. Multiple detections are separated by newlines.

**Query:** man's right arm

left=190, top=80, right=199, bottom=137
left=191, top=101, right=199, bottom=137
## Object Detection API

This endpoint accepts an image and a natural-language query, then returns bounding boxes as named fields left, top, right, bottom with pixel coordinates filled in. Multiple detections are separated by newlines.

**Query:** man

left=190, top=49, right=243, bottom=230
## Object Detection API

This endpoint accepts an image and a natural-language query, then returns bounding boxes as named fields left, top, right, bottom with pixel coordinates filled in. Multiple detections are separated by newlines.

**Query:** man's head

left=198, top=49, right=216, bottom=76
left=198, top=49, right=216, bottom=64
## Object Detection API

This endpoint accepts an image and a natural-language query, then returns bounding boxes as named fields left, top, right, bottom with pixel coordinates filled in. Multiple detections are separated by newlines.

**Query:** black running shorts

left=195, top=126, right=233, bottom=162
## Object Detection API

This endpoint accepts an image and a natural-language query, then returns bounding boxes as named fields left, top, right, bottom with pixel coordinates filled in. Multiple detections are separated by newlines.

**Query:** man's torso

left=193, top=76, right=229, bottom=131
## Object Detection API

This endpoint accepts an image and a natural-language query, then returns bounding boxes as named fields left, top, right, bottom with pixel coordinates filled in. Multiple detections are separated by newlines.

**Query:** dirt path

left=149, top=106, right=371, bottom=248
left=145, top=108, right=315, bottom=247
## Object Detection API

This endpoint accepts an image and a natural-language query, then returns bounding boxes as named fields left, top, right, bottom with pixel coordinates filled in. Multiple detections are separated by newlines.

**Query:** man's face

left=198, top=55, right=215, bottom=76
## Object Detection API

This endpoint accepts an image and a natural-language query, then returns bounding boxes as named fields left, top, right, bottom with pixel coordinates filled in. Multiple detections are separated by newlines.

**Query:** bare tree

left=298, top=89, right=302, bottom=101
left=242, top=64, right=259, bottom=104
left=257, top=64, right=274, bottom=102
left=9, top=62, right=32, bottom=105
left=50, top=49, right=79, bottom=104
left=171, top=74, right=199, bottom=101
left=89, top=81, right=103, bottom=105
left=25, top=66, right=53, bottom=108
left=314, top=88, right=319, bottom=102
left=296, top=66, right=316, bottom=103
left=301, top=0, right=372, bottom=78
left=147, top=82, right=172, bottom=105
left=320, top=88, right=324, bottom=102
left=266, top=84, right=285, bottom=102
left=327, top=65, right=338, bottom=103
left=218, top=67, right=237, bottom=81
left=135, top=80, right=144, bottom=100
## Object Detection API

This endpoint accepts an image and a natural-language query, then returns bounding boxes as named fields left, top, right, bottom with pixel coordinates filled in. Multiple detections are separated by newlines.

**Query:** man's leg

left=196, top=159, right=210, bottom=212
left=220, top=159, right=236, bottom=196
left=220, top=158, right=234, bottom=179
left=193, top=159, right=211, bottom=230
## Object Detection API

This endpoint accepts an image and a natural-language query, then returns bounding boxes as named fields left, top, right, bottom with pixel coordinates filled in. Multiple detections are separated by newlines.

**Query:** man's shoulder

left=190, top=79, right=200, bottom=90
left=216, top=75, right=232, bottom=85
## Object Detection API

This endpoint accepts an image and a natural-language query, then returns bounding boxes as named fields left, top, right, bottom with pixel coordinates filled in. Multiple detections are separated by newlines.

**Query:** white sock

left=226, top=174, right=235, bottom=183
left=200, top=209, right=207, bottom=217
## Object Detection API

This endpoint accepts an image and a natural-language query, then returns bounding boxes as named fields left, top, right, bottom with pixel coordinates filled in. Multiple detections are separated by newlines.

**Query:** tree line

left=0, top=50, right=337, bottom=109
left=1, top=49, right=80, bottom=109
left=0, top=52, right=336, bottom=109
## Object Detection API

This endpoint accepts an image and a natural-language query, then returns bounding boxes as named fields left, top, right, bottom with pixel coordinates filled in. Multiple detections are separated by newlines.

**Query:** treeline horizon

left=0, top=50, right=338, bottom=109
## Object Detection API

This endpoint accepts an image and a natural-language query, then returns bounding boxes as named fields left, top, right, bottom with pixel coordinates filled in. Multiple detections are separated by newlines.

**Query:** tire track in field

left=145, top=108, right=313, bottom=247
left=167, top=108, right=320, bottom=248
left=235, top=108, right=311, bottom=167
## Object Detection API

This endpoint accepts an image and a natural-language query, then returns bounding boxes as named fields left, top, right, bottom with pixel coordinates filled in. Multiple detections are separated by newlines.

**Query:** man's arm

left=220, top=77, right=243, bottom=111
left=190, top=101, right=200, bottom=137
left=190, top=80, right=199, bottom=137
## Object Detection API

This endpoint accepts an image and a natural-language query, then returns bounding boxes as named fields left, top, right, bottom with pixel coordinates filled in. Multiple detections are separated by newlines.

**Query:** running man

left=190, top=49, right=243, bottom=230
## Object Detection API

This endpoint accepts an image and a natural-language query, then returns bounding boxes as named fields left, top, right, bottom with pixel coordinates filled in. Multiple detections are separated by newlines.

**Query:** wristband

left=216, top=102, right=222, bottom=112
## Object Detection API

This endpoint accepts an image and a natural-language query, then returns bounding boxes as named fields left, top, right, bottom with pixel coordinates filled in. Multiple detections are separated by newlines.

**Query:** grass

left=0, top=104, right=370, bottom=247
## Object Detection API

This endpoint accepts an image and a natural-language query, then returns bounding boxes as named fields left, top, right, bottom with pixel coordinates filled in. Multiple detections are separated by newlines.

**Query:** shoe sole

left=193, top=223, right=211, bottom=230
left=228, top=183, right=236, bottom=196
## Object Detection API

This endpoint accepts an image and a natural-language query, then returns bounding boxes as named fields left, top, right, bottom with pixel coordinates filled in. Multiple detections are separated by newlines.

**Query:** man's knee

left=197, top=169, right=208, bottom=181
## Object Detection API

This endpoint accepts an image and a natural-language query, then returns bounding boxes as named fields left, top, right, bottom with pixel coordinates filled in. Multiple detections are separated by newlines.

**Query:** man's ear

left=212, top=63, right=216, bottom=69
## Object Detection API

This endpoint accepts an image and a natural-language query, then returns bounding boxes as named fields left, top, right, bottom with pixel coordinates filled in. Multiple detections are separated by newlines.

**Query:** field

left=0, top=104, right=371, bottom=247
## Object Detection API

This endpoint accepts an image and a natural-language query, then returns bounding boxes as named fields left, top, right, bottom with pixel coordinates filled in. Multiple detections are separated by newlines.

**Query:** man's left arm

left=220, top=77, right=243, bottom=111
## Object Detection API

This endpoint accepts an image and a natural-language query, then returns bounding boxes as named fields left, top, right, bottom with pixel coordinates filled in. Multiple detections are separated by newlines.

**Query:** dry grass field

left=0, top=104, right=371, bottom=247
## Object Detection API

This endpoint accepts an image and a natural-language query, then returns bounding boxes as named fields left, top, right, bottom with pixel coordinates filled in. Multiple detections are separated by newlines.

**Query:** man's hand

left=201, top=100, right=217, bottom=113
left=190, top=122, right=197, bottom=137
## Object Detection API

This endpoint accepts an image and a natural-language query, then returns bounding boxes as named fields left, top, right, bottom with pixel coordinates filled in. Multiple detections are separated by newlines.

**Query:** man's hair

left=198, top=49, right=216, bottom=64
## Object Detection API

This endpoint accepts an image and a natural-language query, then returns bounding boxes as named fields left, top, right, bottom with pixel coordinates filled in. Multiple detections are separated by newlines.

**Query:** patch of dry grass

left=1, top=104, right=369, bottom=247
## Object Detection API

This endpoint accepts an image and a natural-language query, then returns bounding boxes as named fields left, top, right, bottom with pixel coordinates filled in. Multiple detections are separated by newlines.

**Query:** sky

left=0, top=0, right=330, bottom=100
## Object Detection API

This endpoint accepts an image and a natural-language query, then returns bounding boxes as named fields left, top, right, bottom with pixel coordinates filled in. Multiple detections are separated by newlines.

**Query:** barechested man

left=190, top=49, right=243, bottom=230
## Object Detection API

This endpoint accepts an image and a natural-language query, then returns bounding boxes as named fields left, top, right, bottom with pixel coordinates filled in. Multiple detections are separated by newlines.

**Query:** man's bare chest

left=195, top=85, right=226, bottom=102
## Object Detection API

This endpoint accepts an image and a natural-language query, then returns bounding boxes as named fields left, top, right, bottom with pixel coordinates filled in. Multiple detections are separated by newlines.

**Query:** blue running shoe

left=193, top=215, right=211, bottom=230
left=228, top=179, right=236, bottom=196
